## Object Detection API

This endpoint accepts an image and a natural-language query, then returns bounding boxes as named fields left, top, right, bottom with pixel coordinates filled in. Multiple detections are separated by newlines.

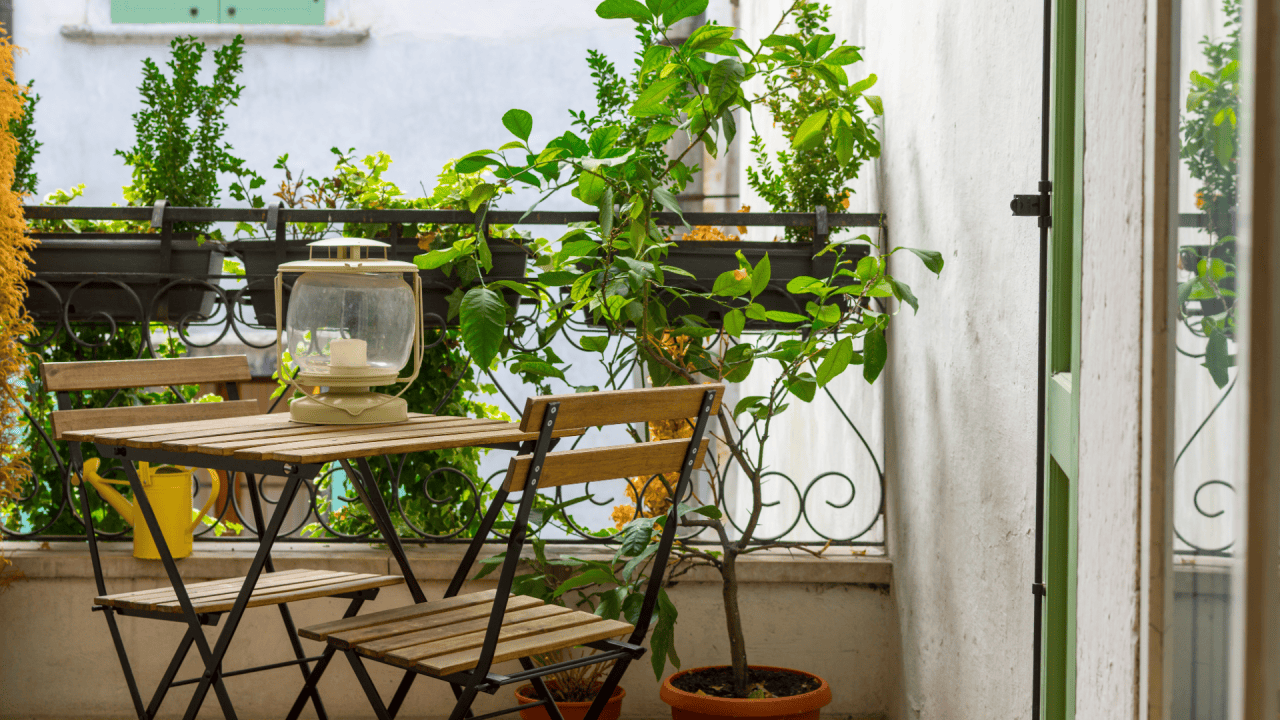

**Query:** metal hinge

left=1032, top=582, right=1047, bottom=596
left=1011, top=181, right=1052, bottom=228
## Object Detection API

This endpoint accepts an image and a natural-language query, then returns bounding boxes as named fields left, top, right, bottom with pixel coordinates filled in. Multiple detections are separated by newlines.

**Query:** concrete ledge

left=60, top=23, right=370, bottom=46
left=3, top=540, right=893, bottom=586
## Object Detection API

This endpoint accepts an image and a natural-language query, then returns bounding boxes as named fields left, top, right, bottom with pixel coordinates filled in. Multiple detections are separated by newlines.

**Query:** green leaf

left=761, top=35, right=804, bottom=52
left=620, top=542, right=660, bottom=583
left=589, top=125, right=624, bottom=157
left=577, top=166, right=608, bottom=206
left=823, top=45, right=863, bottom=65
left=596, top=587, right=628, bottom=621
left=905, top=247, right=945, bottom=275
left=596, top=0, right=652, bottom=21
left=631, top=75, right=684, bottom=117
left=513, top=360, right=567, bottom=381
left=734, top=395, right=767, bottom=417
left=1204, top=328, right=1231, bottom=388
left=473, top=552, right=506, bottom=580
left=765, top=310, right=807, bottom=323
left=817, top=337, right=853, bottom=387
left=792, top=109, right=829, bottom=150
left=863, top=328, right=887, bottom=383
left=649, top=589, right=680, bottom=679
left=619, top=517, right=658, bottom=556
left=786, top=375, right=816, bottom=402
left=834, top=123, right=854, bottom=166
left=750, top=254, right=771, bottom=297
left=864, top=94, right=884, bottom=116
left=684, top=24, right=735, bottom=54
left=723, top=308, right=745, bottom=337
left=646, top=123, right=679, bottom=144
left=652, top=185, right=688, bottom=226
left=553, top=568, right=618, bottom=598
left=707, top=57, right=745, bottom=108
left=580, top=335, right=611, bottom=353
left=662, top=0, right=708, bottom=25
left=712, top=269, right=751, bottom=297
left=1214, top=125, right=1235, bottom=167
left=786, top=275, right=826, bottom=295
left=890, top=277, right=919, bottom=313
left=502, top=109, right=533, bottom=141
left=536, top=270, right=579, bottom=286
left=468, top=183, right=498, bottom=212
left=414, top=247, right=461, bottom=270
left=456, top=154, right=496, bottom=174
left=641, top=44, right=674, bottom=77
left=850, top=73, right=878, bottom=95
left=460, top=287, right=507, bottom=369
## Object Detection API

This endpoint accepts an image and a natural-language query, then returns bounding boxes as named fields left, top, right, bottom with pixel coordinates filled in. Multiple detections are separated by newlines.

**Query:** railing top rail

left=22, top=205, right=885, bottom=229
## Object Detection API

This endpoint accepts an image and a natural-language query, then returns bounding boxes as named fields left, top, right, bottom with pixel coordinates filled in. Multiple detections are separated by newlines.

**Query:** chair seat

left=95, top=568, right=405, bottom=615
left=298, top=589, right=634, bottom=677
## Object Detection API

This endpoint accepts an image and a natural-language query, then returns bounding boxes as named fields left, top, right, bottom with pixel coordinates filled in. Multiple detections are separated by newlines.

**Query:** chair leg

left=519, top=658, right=566, bottom=720
left=580, top=657, right=631, bottom=720
left=277, top=602, right=329, bottom=720
left=346, top=651, right=394, bottom=720
left=446, top=682, right=476, bottom=720
left=101, top=608, right=148, bottom=720
left=146, top=626, right=198, bottom=718
left=285, top=596, right=367, bottom=720
left=388, top=671, right=417, bottom=720
left=445, top=685, right=480, bottom=720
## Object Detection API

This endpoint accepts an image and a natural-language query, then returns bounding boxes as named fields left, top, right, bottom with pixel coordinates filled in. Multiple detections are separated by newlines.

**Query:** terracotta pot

left=513, top=683, right=625, bottom=720
left=659, top=666, right=832, bottom=720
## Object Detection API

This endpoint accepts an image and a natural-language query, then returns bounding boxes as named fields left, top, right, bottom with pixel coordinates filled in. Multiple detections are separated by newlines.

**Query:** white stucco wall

left=746, top=1, right=1043, bottom=718
left=14, top=0, right=634, bottom=210
left=1075, top=0, right=1147, bottom=716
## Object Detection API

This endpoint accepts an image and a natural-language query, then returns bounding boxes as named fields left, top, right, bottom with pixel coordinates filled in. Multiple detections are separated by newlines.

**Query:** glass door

left=1166, top=0, right=1247, bottom=717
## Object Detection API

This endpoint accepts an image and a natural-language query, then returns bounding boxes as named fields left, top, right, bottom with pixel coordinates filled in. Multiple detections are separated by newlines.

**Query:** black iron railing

left=6, top=204, right=888, bottom=549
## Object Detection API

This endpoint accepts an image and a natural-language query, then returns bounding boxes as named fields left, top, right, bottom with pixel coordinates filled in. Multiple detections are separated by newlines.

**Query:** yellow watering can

left=79, top=458, right=220, bottom=560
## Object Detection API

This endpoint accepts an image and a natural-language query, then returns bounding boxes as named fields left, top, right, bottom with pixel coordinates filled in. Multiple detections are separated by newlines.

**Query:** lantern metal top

left=277, top=237, right=419, bottom=274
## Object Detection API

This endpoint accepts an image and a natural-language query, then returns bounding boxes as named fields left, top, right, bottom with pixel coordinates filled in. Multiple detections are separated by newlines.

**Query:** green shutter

left=111, top=0, right=324, bottom=25
left=221, top=0, right=325, bottom=25
left=112, top=0, right=219, bottom=24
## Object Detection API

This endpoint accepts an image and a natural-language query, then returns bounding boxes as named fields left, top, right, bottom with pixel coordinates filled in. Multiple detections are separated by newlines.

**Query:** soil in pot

left=671, top=666, right=819, bottom=698
left=513, top=682, right=624, bottom=720
left=660, top=665, right=832, bottom=720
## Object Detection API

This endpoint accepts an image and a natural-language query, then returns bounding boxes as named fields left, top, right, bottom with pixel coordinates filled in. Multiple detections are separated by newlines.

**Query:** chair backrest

left=43, top=355, right=258, bottom=440
left=447, top=383, right=724, bottom=680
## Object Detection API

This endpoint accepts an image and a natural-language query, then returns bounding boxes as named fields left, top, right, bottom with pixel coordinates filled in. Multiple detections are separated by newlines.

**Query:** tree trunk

left=721, top=548, right=750, bottom=696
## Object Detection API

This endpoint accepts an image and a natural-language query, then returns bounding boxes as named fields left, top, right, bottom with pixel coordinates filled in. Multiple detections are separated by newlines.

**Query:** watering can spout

left=80, top=458, right=135, bottom=528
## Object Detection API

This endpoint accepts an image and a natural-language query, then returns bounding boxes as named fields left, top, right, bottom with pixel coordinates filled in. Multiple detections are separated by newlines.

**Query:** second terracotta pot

left=513, top=683, right=625, bottom=720
left=659, top=666, right=832, bottom=720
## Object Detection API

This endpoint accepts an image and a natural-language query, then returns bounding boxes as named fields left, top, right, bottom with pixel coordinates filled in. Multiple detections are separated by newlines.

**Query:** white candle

left=330, top=338, right=368, bottom=367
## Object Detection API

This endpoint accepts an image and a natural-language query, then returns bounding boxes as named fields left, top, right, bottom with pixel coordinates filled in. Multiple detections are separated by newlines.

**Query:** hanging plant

left=0, top=31, right=35, bottom=592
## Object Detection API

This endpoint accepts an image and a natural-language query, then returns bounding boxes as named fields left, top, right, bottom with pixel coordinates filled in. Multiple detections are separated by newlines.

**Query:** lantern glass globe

left=285, top=271, right=416, bottom=382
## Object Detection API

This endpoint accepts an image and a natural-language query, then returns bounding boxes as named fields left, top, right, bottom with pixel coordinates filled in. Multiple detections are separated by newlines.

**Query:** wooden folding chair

left=297, top=383, right=724, bottom=720
left=45, top=355, right=404, bottom=720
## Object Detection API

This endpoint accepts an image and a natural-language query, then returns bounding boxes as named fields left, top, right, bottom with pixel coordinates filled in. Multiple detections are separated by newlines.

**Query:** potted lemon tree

left=417, top=1, right=943, bottom=716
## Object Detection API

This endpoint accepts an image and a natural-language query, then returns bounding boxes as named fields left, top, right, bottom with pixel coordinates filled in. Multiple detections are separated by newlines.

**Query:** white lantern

left=275, top=238, right=423, bottom=424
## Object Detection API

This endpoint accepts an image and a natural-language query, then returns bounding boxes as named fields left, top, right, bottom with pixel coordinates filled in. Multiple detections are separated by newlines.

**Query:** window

left=111, top=0, right=324, bottom=25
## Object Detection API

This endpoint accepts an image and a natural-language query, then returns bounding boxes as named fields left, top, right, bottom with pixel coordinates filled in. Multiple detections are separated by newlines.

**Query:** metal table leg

left=339, top=457, right=427, bottom=603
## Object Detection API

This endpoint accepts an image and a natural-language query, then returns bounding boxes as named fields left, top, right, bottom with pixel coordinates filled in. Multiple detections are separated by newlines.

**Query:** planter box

left=234, top=238, right=529, bottom=327
left=585, top=240, right=873, bottom=330
left=25, top=235, right=225, bottom=324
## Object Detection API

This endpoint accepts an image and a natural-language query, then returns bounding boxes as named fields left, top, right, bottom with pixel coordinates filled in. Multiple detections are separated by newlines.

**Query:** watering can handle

left=190, top=468, right=222, bottom=533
